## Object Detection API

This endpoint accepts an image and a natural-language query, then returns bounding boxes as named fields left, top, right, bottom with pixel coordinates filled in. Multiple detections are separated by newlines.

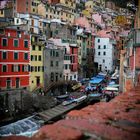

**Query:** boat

left=74, top=95, right=87, bottom=103
left=62, top=99, right=75, bottom=106
left=88, top=93, right=102, bottom=102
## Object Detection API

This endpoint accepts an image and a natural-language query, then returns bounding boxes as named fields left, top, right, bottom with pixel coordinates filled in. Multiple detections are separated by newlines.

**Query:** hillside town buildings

left=0, top=0, right=138, bottom=93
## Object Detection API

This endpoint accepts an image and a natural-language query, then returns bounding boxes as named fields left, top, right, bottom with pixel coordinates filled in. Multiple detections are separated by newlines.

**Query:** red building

left=0, top=27, right=30, bottom=90
left=70, top=45, right=78, bottom=72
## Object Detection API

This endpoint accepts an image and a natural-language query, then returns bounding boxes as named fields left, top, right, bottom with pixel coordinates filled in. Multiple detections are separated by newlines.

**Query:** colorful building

left=13, top=0, right=40, bottom=16
left=94, top=30, right=117, bottom=72
left=69, top=43, right=78, bottom=81
left=30, top=34, right=45, bottom=91
left=46, top=0, right=75, bottom=24
left=43, top=40, right=64, bottom=89
left=121, top=0, right=140, bottom=92
left=0, top=27, right=30, bottom=90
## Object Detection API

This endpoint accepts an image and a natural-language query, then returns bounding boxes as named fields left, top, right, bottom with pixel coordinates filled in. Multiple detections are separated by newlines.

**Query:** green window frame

left=14, top=39, right=18, bottom=47
left=14, top=52, right=18, bottom=60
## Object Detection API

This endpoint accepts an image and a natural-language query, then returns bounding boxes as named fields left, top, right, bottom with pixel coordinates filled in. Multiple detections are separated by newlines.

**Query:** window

left=50, top=50, right=53, bottom=56
left=98, top=39, right=100, bottom=43
left=2, top=38, right=7, bottom=46
left=1, top=10, right=3, bottom=14
left=38, top=55, right=41, bottom=61
left=64, top=48, right=67, bottom=54
left=98, top=52, right=100, bottom=55
left=14, top=52, right=18, bottom=60
left=18, top=65, right=20, bottom=72
left=24, top=53, right=28, bottom=60
left=42, top=66, right=44, bottom=72
left=14, top=39, right=18, bottom=47
left=2, top=65, right=7, bottom=72
left=6, top=78, right=11, bottom=89
left=34, top=66, right=37, bottom=72
left=98, top=45, right=100, bottom=49
left=22, top=65, right=28, bottom=72
left=32, top=45, right=35, bottom=50
left=56, top=61, right=59, bottom=67
left=17, top=19, right=19, bottom=23
left=65, top=64, right=68, bottom=69
left=103, top=59, right=105, bottom=63
left=51, top=72, right=54, bottom=82
left=24, top=40, right=28, bottom=48
left=24, top=65, right=28, bottom=72
left=104, top=45, right=106, bottom=49
left=103, top=52, right=106, bottom=55
left=35, top=55, right=37, bottom=61
left=35, top=66, right=37, bottom=72
left=50, top=61, right=53, bottom=67
left=56, top=52, right=59, bottom=57
left=31, top=55, right=33, bottom=61
left=53, top=50, right=55, bottom=56
left=2, top=51, right=7, bottom=59
left=13, top=65, right=18, bottom=72
left=38, top=66, right=40, bottom=72
left=12, top=65, right=14, bottom=72
left=39, top=46, right=41, bottom=51
left=31, top=66, right=34, bottom=72
left=22, top=65, right=24, bottom=72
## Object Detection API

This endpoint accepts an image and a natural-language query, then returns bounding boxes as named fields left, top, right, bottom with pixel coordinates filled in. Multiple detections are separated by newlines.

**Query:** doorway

left=16, top=78, right=20, bottom=88
left=6, top=78, right=11, bottom=89
left=36, top=77, right=40, bottom=86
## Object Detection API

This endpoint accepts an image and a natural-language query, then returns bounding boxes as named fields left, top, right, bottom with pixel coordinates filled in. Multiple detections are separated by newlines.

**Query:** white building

left=94, top=37, right=117, bottom=72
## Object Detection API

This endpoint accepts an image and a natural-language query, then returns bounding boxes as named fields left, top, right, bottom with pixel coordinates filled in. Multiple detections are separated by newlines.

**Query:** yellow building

left=30, top=35, right=45, bottom=91
left=31, top=0, right=40, bottom=14
left=85, top=0, right=93, bottom=13
left=46, top=0, right=75, bottom=24
left=77, top=35, right=83, bottom=65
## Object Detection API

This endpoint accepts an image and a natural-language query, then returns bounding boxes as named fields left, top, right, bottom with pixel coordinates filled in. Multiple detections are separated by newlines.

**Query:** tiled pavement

left=1, top=85, right=140, bottom=140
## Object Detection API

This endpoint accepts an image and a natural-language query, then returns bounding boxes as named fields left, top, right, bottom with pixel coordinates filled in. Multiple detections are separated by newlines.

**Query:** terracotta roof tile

left=2, top=85, right=140, bottom=140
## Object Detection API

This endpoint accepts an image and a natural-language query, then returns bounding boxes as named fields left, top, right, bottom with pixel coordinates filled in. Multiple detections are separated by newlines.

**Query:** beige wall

left=38, top=3, right=46, bottom=17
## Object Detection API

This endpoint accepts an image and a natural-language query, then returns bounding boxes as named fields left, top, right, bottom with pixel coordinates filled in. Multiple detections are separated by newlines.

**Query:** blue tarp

left=90, top=78, right=103, bottom=84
